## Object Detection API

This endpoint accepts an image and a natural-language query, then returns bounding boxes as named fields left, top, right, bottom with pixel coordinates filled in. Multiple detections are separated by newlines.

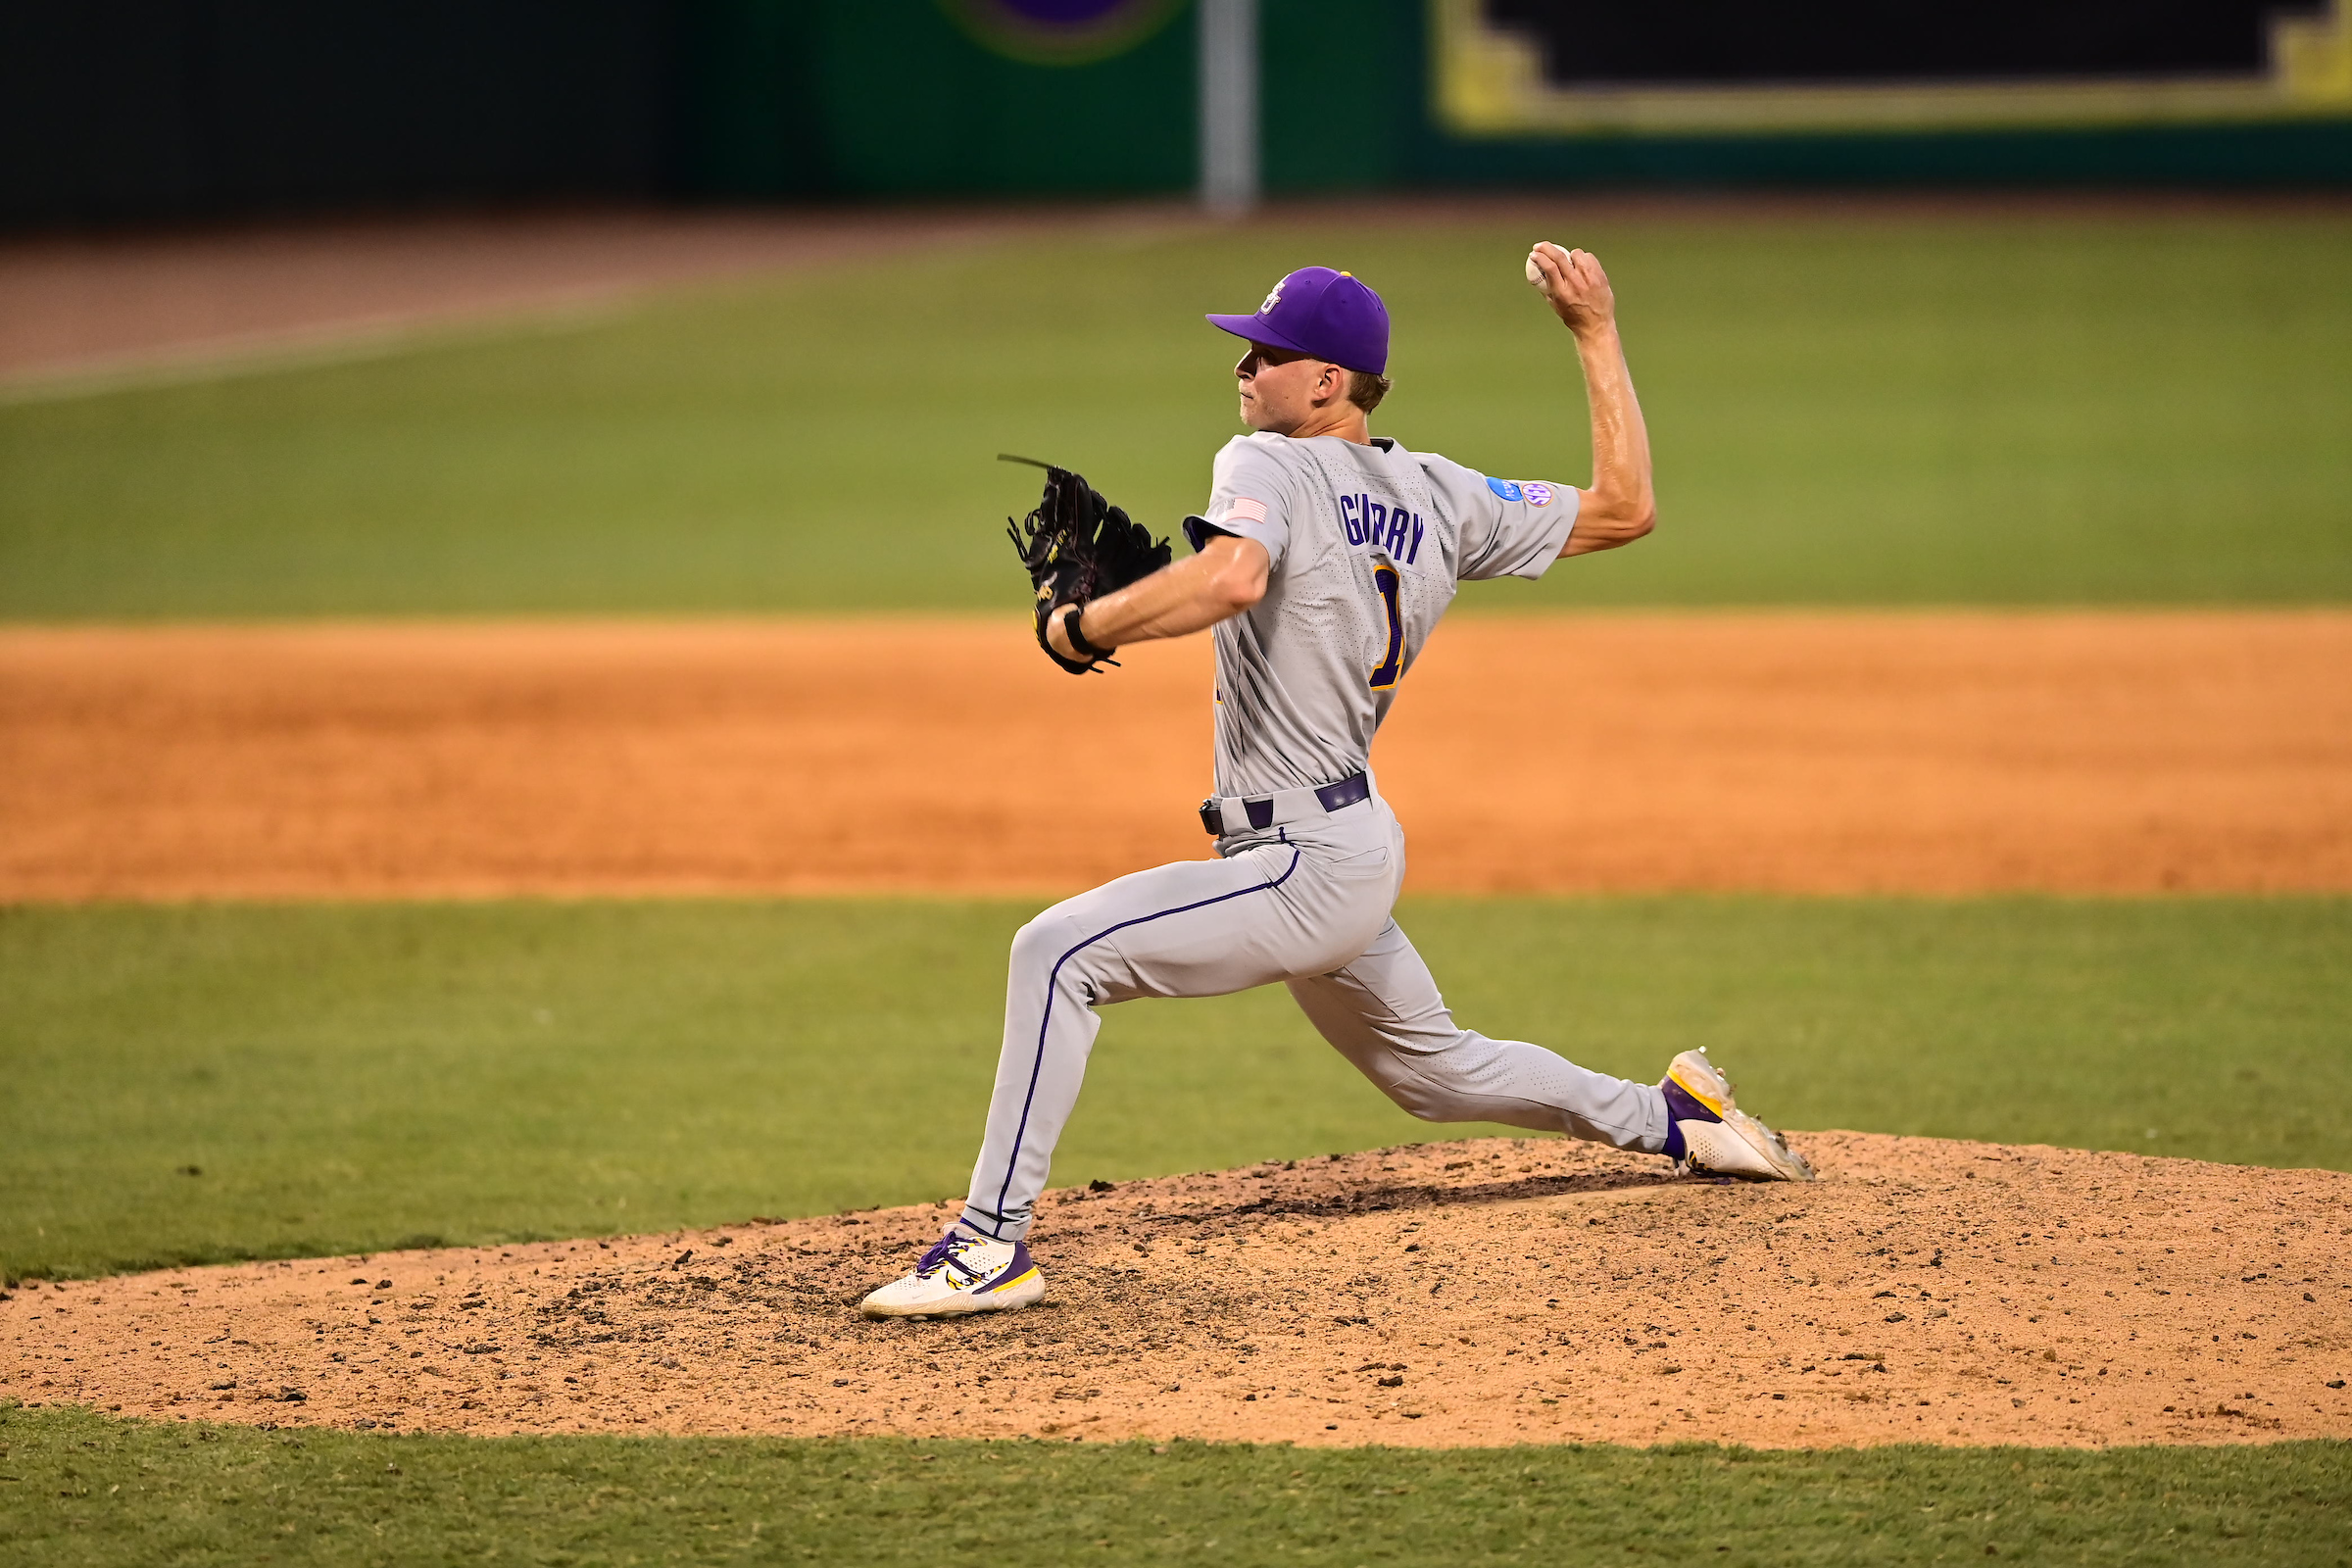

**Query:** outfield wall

left=5, top=0, right=2350, bottom=228
left=686, top=0, right=2352, bottom=198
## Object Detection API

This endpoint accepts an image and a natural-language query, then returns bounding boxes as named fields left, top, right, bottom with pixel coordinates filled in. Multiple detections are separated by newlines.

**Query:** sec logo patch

left=1522, top=481, right=1556, bottom=507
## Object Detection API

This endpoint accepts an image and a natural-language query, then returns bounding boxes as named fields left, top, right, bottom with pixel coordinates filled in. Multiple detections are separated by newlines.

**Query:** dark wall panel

left=1483, top=0, right=2331, bottom=84
left=0, top=1, right=684, bottom=227
left=0, top=5, right=209, bottom=221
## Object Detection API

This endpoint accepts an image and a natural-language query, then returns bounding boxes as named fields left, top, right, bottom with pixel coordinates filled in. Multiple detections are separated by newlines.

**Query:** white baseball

left=1526, top=243, right=1561, bottom=287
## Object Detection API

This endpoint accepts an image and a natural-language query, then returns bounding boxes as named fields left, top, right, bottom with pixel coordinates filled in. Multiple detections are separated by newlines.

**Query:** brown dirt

left=4, top=612, right=2349, bottom=900
left=8, top=1134, right=2347, bottom=1449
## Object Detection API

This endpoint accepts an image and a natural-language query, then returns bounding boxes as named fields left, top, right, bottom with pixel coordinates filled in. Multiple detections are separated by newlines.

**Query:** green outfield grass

left=3, top=895, right=2344, bottom=1283
left=3, top=207, right=2347, bottom=619
left=3, top=1406, right=2346, bottom=1567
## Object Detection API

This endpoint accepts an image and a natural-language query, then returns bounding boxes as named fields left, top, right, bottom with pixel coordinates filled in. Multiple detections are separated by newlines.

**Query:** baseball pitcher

left=862, top=246, right=1811, bottom=1320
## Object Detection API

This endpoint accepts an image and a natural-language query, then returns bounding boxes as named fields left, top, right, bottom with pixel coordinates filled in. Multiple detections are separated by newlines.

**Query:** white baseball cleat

left=858, top=1228, right=1047, bottom=1319
left=1662, top=1048, right=1815, bottom=1182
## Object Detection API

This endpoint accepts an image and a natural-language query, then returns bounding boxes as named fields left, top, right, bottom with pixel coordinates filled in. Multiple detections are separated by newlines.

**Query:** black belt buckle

left=1199, top=798, right=1223, bottom=837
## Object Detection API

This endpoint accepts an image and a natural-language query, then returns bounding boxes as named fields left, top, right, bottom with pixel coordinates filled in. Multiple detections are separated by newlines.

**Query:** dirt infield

left=4, top=612, right=2349, bottom=900
left=7, top=1134, right=2345, bottom=1449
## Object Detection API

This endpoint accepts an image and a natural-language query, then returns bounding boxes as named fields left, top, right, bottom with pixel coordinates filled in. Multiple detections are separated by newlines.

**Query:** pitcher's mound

left=11, top=1135, right=2348, bottom=1448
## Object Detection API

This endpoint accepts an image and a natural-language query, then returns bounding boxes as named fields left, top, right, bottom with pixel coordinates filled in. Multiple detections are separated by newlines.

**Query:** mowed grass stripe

left=2, top=896, right=2344, bottom=1282
left=3, top=1407, right=2346, bottom=1567
left=2, top=208, right=2347, bottom=618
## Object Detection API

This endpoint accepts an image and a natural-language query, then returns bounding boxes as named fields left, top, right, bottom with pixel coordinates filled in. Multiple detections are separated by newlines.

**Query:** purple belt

left=1199, top=773, right=1371, bottom=837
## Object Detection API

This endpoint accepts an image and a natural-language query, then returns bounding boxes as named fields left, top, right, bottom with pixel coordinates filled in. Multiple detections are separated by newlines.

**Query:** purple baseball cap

left=1206, top=267, right=1389, bottom=375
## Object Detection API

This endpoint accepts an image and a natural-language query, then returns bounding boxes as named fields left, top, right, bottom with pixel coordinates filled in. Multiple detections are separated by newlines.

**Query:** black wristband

left=1063, top=603, right=1115, bottom=662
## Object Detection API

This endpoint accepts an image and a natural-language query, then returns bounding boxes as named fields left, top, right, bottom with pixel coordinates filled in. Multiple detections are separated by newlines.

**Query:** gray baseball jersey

left=959, top=432, right=1669, bottom=1245
left=1195, top=433, right=1577, bottom=797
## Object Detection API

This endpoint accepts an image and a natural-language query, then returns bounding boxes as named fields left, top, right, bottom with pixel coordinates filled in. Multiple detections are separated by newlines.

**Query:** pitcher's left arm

left=1048, top=534, right=1268, bottom=662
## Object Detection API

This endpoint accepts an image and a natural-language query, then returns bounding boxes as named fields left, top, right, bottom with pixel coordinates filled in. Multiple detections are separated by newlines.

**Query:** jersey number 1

left=1369, top=564, right=1403, bottom=690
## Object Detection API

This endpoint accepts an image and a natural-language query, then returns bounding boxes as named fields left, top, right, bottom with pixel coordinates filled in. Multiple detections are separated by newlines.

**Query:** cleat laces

left=914, top=1231, right=991, bottom=1289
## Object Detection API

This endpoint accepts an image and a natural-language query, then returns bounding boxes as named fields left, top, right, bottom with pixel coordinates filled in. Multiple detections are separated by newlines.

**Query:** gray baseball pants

left=958, top=791, right=1672, bottom=1243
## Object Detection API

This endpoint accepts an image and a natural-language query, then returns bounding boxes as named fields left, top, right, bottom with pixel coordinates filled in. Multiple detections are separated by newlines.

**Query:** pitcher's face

left=1234, top=341, right=1332, bottom=434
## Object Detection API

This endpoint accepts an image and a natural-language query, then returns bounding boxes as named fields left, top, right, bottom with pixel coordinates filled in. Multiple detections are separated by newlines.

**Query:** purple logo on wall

left=940, top=0, right=1186, bottom=65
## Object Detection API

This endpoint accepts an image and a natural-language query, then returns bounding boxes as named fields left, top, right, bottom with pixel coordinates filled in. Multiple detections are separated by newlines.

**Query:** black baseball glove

left=1002, top=455, right=1172, bottom=674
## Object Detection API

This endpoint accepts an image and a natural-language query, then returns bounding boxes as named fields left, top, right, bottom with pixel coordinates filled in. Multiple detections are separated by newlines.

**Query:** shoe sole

left=1668, top=1051, right=1815, bottom=1182
left=858, top=1267, right=1047, bottom=1320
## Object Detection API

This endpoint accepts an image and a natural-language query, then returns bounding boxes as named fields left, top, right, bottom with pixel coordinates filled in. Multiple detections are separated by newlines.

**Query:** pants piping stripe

left=983, top=850, right=1303, bottom=1231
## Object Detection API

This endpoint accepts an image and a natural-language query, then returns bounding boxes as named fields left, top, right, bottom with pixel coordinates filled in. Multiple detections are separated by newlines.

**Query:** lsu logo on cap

left=1258, top=278, right=1287, bottom=314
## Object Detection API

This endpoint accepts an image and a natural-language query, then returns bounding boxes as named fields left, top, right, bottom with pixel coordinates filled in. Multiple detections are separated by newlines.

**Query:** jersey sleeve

left=1430, top=456, right=1580, bottom=581
left=1185, top=436, right=1295, bottom=569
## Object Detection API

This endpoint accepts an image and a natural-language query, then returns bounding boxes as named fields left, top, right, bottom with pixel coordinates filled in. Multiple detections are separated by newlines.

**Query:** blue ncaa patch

left=1485, top=476, right=1524, bottom=503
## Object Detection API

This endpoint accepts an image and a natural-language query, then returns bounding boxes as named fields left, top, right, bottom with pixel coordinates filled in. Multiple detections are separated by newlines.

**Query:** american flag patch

left=1223, top=497, right=1269, bottom=525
